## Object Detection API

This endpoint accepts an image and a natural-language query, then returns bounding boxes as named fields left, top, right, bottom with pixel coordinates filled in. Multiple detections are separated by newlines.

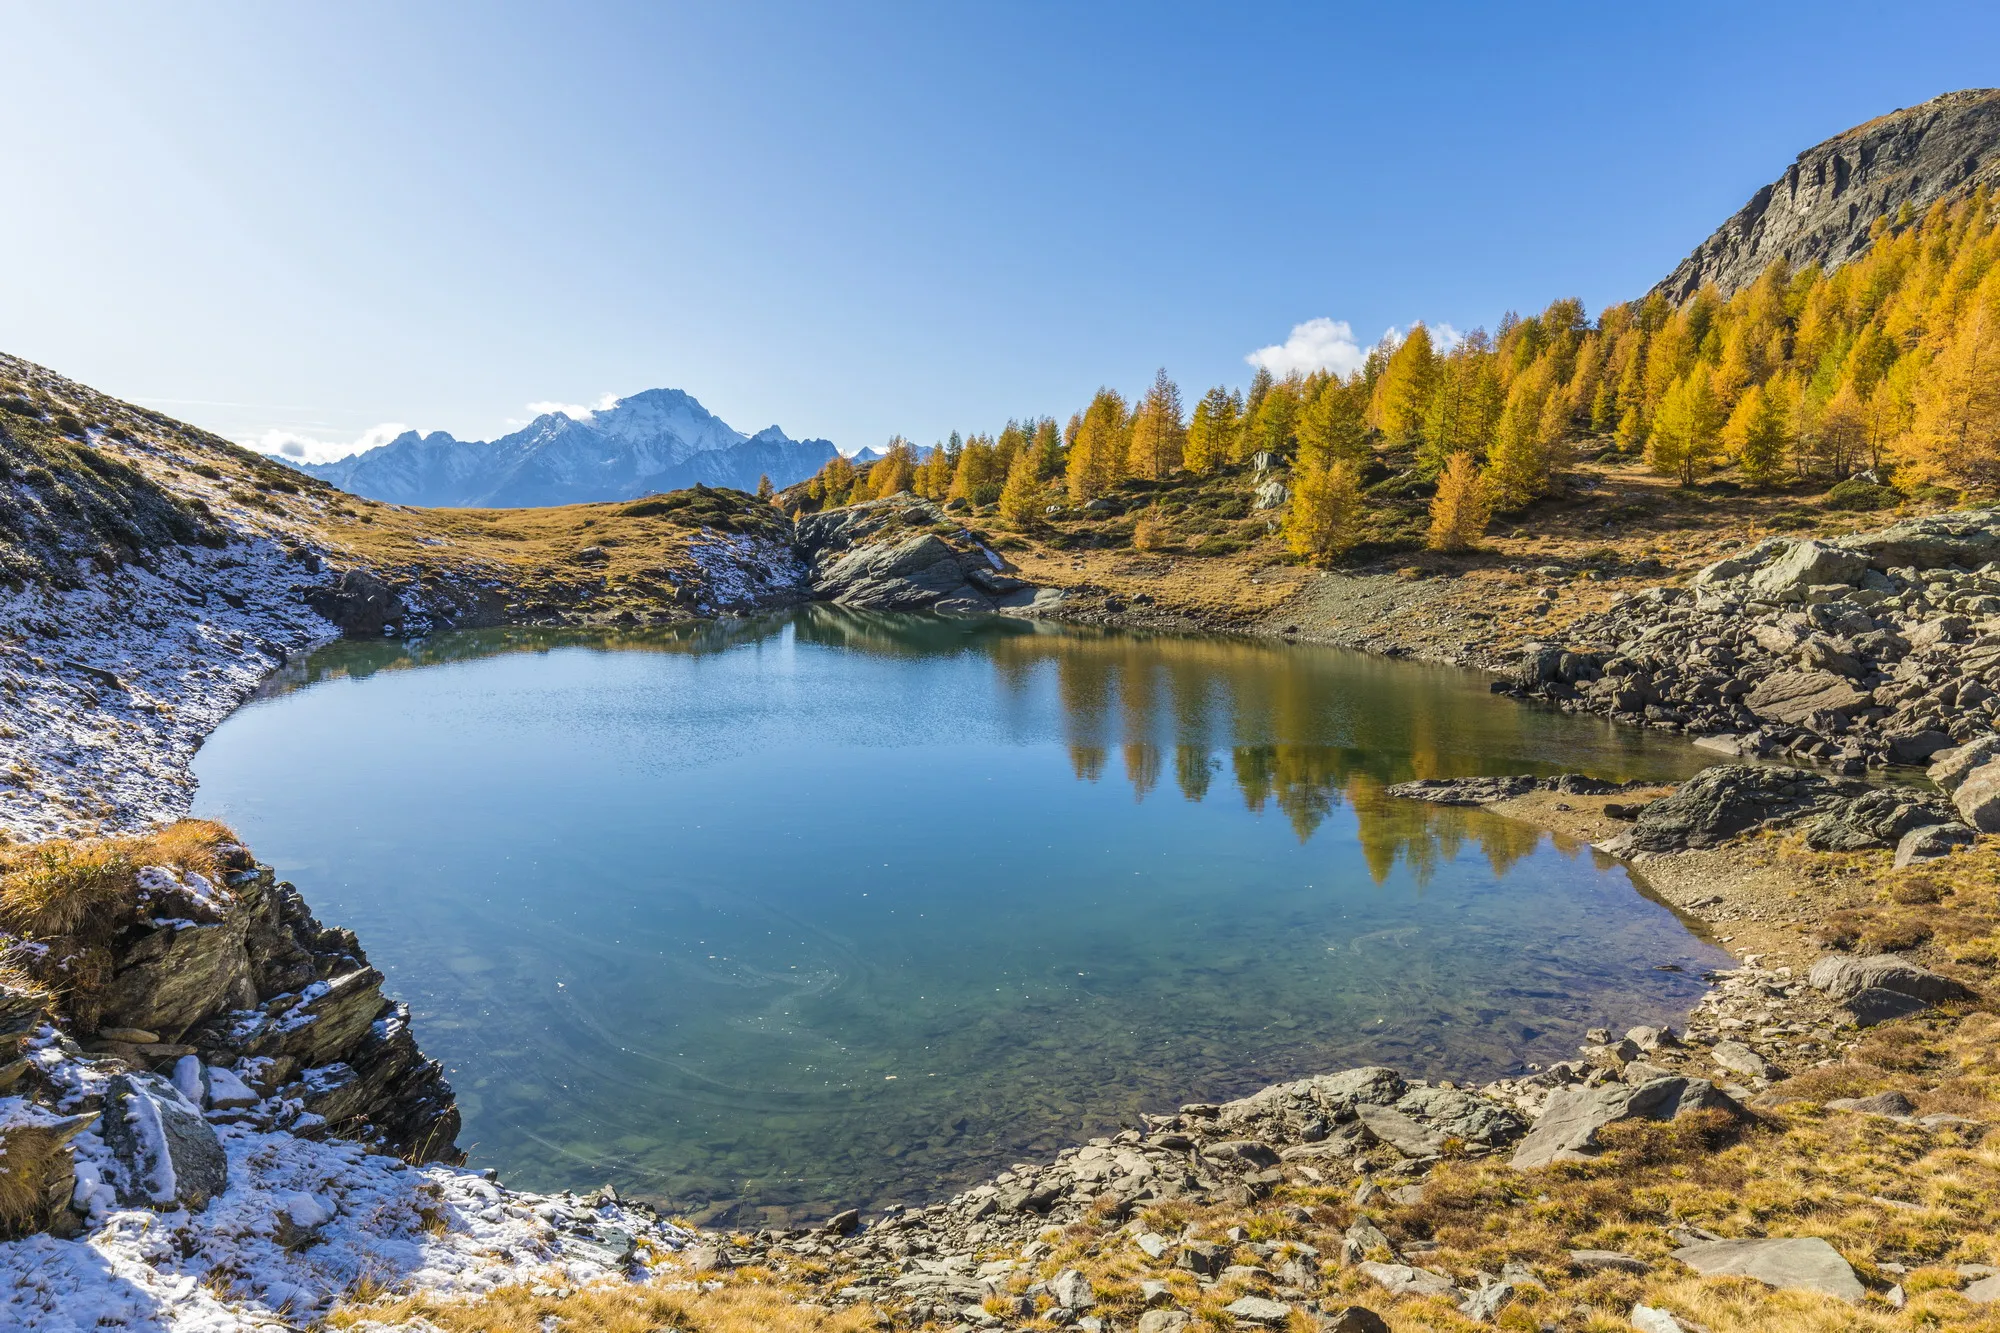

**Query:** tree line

left=793, top=188, right=2000, bottom=562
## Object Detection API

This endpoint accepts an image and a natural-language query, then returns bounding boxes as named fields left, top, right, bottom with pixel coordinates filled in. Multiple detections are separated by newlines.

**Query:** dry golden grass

left=0, top=817, right=236, bottom=938
left=0, top=819, right=242, bottom=1030
left=327, top=1280, right=883, bottom=1333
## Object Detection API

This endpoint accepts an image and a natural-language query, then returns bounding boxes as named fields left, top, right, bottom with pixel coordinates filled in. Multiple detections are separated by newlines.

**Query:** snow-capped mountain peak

left=301, top=388, right=835, bottom=508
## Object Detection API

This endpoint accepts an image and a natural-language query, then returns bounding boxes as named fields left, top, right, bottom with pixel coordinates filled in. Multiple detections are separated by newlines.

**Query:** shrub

left=51, top=414, right=86, bottom=437
left=1824, top=478, right=1898, bottom=511
left=0, top=397, right=38, bottom=418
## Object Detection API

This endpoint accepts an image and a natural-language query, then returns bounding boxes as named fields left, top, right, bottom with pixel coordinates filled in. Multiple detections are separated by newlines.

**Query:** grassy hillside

left=0, top=352, right=790, bottom=626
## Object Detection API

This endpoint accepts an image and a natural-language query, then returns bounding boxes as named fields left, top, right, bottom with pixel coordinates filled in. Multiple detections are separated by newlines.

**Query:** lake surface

left=193, top=608, right=1729, bottom=1225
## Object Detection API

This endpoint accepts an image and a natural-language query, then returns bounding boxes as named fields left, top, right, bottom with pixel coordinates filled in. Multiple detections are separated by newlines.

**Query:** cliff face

left=1653, top=88, right=2000, bottom=302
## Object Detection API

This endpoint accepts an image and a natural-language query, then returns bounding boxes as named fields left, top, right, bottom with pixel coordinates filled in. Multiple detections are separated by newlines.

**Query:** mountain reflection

left=266, top=606, right=1701, bottom=887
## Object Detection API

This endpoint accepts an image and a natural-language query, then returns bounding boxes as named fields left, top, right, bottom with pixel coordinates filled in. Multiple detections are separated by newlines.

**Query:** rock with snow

left=102, top=1071, right=228, bottom=1211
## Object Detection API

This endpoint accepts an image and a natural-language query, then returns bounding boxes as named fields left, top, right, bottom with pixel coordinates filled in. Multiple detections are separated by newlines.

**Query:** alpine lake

left=192, top=607, right=1731, bottom=1227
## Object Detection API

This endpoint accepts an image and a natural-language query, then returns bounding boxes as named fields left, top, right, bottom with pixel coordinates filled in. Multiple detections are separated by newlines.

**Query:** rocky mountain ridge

left=1654, top=88, right=2000, bottom=300
left=302, top=387, right=838, bottom=507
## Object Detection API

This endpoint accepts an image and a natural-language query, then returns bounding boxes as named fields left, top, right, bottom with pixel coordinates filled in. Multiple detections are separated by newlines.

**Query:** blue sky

left=5, top=2, right=1999, bottom=460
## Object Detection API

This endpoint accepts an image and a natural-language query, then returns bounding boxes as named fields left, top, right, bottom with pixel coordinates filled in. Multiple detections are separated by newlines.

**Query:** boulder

left=1894, top=822, right=1977, bottom=869
left=1802, top=788, right=1959, bottom=852
left=1930, top=736, right=2000, bottom=791
left=1807, top=954, right=1966, bottom=1006
left=1051, top=1269, right=1095, bottom=1309
left=1709, top=1040, right=1776, bottom=1081
left=1605, top=765, right=1859, bottom=854
left=1253, top=480, right=1287, bottom=511
left=1137, top=1312, right=1190, bottom=1333
left=1319, top=1310, right=1390, bottom=1333
left=1843, top=988, right=1935, bottom=1026
left=1746, top=540, right=1867, bottom=602
left=1630, top=1307, right=1690, bottom=1333
left=1742, top=671, right=1871, bottom=725
left=1669, top=1236, right=1864, bottom=1303
left=1511, top=1077, right=1739, bottom=1170
left=1826, top=1090, right=1918, bottom=1117
left=1885, top=729, right=1955, bottom=765
left=102, top=1071, right=228, bottom=1211
left=1955, top=760, right=2000, bottom=833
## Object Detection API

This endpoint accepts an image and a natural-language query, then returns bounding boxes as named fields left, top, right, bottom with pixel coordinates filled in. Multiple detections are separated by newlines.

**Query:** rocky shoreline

left=8, top=485, right=2000, bottom=1327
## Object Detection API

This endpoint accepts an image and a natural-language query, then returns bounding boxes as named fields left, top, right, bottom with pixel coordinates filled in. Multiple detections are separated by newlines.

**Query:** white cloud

left=240, top=422, right=411, bottom=465
left=1377, top=322, right=1464, bottom=355
left=523, top=392, right=620, bottom=423
left=1246, top=318, right=1365, bottom=378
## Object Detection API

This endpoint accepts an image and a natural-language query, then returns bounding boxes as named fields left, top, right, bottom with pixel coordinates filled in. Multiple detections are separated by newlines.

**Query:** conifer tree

left=1296, top=377, right=1369, bottom=472
left=1032, top=417, right=1064, bottom=478
left=1371, top=324, right=1437, bottom=447
left=1185, top=386, right=1238, bottom=475
left=1897, top=295, right=2000, bottom=490
left=1282, top=460, right=1365, bottom=564
left=1647, top=371, right=1724, bottom=486
left=755, top=473, right=773, bottom=501
left=998, top=442, right=1045, bottom=527
left=1127, top=369, right=1186, bottom=480
left=1426, top=452, right=1491, bottom=551
left=1720, top=382, right=1788, bottom=487
left=1065, top=389, right=1129, bottom=503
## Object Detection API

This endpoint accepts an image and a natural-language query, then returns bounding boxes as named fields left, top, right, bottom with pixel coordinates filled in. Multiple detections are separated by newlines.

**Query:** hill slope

left=1654, top=87, right=2000, bottom=301
left=302, top=387, right=837, bottom=506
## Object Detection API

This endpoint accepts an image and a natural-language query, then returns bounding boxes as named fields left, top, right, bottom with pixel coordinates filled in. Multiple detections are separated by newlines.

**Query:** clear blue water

left=192, top=608, right=1728, bottom=1225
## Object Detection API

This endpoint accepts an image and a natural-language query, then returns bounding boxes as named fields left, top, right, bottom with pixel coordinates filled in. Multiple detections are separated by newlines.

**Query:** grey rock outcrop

left=1668, top=1237, right=1864, bottom=1303
left=102, top=1071, right=228, bottom=1211
left=797, top=496, right=1062, bottom=617
left=1601, top=765, right=1856, bottom=854
left=1654, top=90, right=2000, bottom=302
left=1499, top=510, right=2000, bottom=772
left=1510, top=1077, right=1740, bottom=1169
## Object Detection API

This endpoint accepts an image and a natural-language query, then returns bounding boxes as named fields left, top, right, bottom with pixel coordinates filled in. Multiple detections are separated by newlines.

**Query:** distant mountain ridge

left=1654, top=88, right=2000, bottom=302
left=301, top=387, right=837, bottom=507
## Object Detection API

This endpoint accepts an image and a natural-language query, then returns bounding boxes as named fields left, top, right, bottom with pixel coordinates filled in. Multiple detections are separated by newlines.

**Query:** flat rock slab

left=1357, top=1261, right=1456, bottom=1298
left=1744, top=671, right=1870, bottom=725
left=1221, top=1295, right=1292, bottom=1325
left=1670, top=1236, right=1864, bottom=1303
